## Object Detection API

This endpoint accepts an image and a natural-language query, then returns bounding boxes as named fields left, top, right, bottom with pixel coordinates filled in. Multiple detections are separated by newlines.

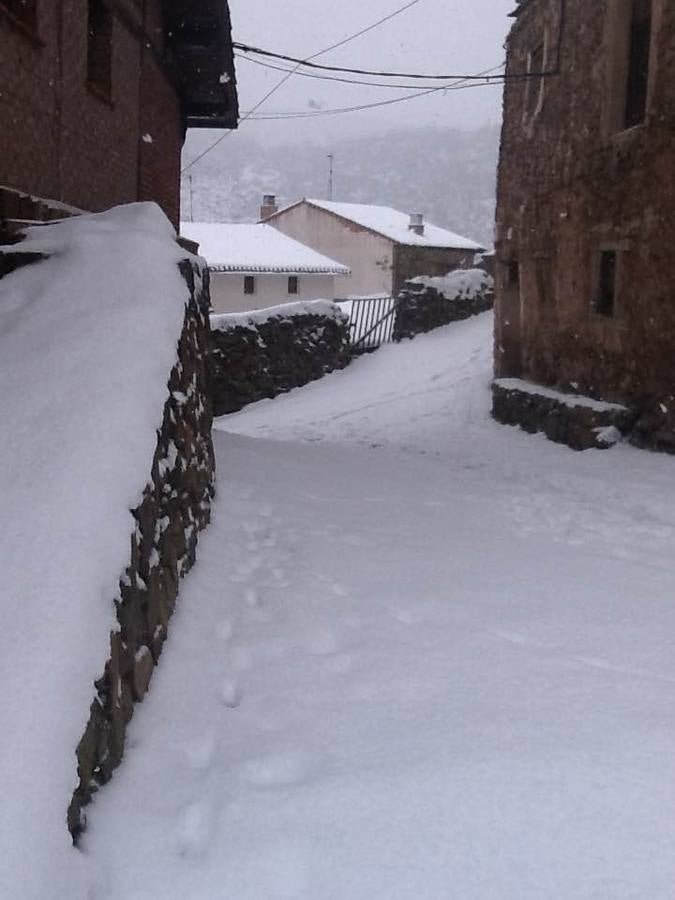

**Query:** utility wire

left=236, top=52, right=506, bottom=91
left=245, top=78, right=503, bottom=121
left=234, top=42, right=553, bottom=81
left=181, top=0, right=425, bottom=174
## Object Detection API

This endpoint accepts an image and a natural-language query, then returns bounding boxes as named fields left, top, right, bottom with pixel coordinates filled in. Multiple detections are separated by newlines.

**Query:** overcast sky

left=224, top=0, right=516, bottom=144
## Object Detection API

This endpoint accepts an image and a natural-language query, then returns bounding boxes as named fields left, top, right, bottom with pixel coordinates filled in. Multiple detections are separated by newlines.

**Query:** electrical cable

left=234, top=41, right=552, bottom=81
left=235, top=51, right=506, bottom=91
left=245, top=78, right=504, bottom=121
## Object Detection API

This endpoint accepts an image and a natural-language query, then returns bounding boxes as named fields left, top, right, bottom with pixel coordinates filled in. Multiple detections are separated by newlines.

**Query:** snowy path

left=86, top=314, right=675, bottom=899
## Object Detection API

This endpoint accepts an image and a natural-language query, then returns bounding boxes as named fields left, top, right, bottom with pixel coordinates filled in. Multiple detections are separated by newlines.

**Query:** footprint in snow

left=391, top=609, right=420, bottom=625
left=219, top=677, right=243, bottom=709
left=185, top=733, right=217, bottom=771
left=245, top=587, right=260, bottom=608
left=305, top=626, right=341, bottom=657
left=241, top=750, right=313, bottom=787
left=322, top=653, right=353, bottom=675
left=176, top=800, right=213, bottom=858
left=216, top=617, right=234, bottom=641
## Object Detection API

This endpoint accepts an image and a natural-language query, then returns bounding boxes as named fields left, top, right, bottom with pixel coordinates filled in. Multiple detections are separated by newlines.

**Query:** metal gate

left=337, top=296, right=400, bottom=354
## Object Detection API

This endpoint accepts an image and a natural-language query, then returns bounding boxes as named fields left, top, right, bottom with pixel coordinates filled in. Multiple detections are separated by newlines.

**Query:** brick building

left=494, top=0, right=675, bottom=446
left=0, top=1, right=238, bottom=227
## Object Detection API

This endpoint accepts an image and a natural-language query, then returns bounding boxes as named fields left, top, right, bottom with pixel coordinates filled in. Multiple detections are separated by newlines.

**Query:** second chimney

left=408, top=212, right=425, bottom=235
left=260, top=194, right=278, bottom=221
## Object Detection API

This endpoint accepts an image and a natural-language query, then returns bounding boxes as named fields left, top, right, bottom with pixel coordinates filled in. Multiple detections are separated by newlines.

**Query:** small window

left=535, top=257, right=553, bottom=306
left=288, top=276, right=299, bottom=295
left=526, top=44, right=545, bottom=117
left=87, top=0, right=113, bottom=98
left=595, top=250, right=617, bottom=317
left=624, top=0, right=653, bottom=128
left=1, top=0, right=37, bottom=30
left=507, top=260, right=520, bottom=288
left=244, top=275, right=255, bottom=295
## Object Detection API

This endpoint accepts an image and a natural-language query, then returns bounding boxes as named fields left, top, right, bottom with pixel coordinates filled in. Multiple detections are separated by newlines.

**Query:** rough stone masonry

left=68, top=260, right=215, bottom=840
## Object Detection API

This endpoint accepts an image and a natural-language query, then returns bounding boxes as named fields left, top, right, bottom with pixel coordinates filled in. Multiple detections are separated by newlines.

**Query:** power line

left=181, top=0, right=425, bottom=174
left=236, top=51, right=506, bottom=91
left=245, top=78, right=503, bottom=121
left=235, top=42, right=539, bottom=81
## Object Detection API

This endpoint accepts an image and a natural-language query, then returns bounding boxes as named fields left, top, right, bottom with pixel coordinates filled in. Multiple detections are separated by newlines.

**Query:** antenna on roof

left=327, top=154, right=334, bottom=201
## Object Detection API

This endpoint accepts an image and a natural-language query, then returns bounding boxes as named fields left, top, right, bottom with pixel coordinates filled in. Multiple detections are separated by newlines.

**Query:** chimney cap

left=263, top=194, right=277, bottom=205
left=408, top=212, right=425, bottom=234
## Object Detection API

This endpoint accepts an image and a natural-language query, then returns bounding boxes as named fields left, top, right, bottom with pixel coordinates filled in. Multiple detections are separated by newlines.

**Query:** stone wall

left=68, top=260, right=216, bottom=840
left=492, top=378, right=638, bottom=452
left=210, top=301, right=352, bottom=417
left=393, top=269, right=494, bottom=341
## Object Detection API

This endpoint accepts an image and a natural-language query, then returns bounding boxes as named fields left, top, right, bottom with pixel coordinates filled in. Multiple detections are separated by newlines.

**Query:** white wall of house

left=268, top=204, right=395, bottom=297
left=209, top=272, right=338, bottom=314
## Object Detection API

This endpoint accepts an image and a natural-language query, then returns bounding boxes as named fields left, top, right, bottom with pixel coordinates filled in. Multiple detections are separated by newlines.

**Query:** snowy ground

left=84, top=312, right=675, bottom=899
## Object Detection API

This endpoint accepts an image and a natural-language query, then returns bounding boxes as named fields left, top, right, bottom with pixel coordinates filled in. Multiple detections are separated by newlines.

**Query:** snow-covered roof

left=179, top=222, right=350, bottom=275
left=297, top=200, right=484, bottom=251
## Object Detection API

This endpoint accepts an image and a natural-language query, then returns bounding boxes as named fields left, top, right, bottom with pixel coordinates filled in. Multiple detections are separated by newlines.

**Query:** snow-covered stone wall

left=209, top=300, right=352, bottom=416
left=68, top=260, right=215, bottom=839
left=393, top=268, right=494, bottom=341
left=492, top=378, right=637, bottom=452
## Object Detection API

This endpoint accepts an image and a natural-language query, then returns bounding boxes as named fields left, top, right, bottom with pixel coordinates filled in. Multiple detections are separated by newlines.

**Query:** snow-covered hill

left=181, top=125, right=499, bottom=247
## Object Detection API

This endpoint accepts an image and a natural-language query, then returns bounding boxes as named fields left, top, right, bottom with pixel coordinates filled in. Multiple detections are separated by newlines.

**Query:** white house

left=180, top=222, right=351, bottom=314
left=261, top=198, right=485, bottom=298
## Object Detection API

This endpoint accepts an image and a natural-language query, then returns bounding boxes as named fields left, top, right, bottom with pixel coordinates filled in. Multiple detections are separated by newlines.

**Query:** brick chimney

left=260, top=194, right=278, bottom=220
left=408, top=212, right=425, bottom=236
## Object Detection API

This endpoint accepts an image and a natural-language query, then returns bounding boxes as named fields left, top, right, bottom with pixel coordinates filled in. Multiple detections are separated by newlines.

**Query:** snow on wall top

left=179, top=222, right=351, bottom=275
left=301, top=199, right=485, bottom=250
left=210, top=298, right=347, bottom=332
left=494, top=378, right=629, bottom=413
left=410, top=267, right=494, bottom=300
left=0, top=203, right=192, bottom=900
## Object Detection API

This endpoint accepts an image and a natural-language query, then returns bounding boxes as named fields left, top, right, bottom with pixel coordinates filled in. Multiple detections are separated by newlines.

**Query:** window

left=244, top=276, right=255, bottom=295
left=526, top=43, right=545, bottom=118
left=535, top=257, right=553, bottom=307
left=507, top=260, right=520, bottom=288
left=594, top=250, right=617, bottom=317
left=288, top=276, right=299, bottom=295
left=624, top=0, right=653, bottom=128
left=87, top=0, right=113, bottom=99
left=1, top=0, right=38, bottom=31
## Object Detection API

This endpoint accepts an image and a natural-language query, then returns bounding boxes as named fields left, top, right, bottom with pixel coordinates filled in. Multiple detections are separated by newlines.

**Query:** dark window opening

left=595, top=250, right=617, bottom=317
left=526, top=43, right=545, bottom=117
left=624, top=0, right=652, bottom=128
left=87, top=0, right=113, bottom=98
left=535, top=257, right=553, bottom=306
left=507, top=260, right=520, bottom=288
left=244, top=275, right=255, bottom=295
left=1, top=0, right=38, bottom=30
left=288, top=276, right=299, bottom=295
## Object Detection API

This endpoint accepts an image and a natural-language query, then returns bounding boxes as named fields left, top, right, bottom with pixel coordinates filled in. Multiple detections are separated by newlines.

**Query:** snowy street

left=86, top=313, right=675, bottom=899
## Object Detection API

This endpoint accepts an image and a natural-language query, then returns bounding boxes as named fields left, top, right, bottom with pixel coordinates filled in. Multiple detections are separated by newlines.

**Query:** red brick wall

left=495, top=0, right=675, bottom=405
left=0, top=1, right=184, bottom=225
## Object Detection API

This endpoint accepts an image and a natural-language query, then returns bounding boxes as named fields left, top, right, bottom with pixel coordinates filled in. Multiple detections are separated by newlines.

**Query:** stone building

left=0, top=1, right=238, bottom=227
left=262, top=197, right=484, bottom=298
left=494, top=0, right=675, bottom=447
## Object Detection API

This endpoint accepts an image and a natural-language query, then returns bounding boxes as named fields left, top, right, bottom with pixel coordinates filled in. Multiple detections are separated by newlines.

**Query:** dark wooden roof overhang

left=162, top=0, right=239, bottom=129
